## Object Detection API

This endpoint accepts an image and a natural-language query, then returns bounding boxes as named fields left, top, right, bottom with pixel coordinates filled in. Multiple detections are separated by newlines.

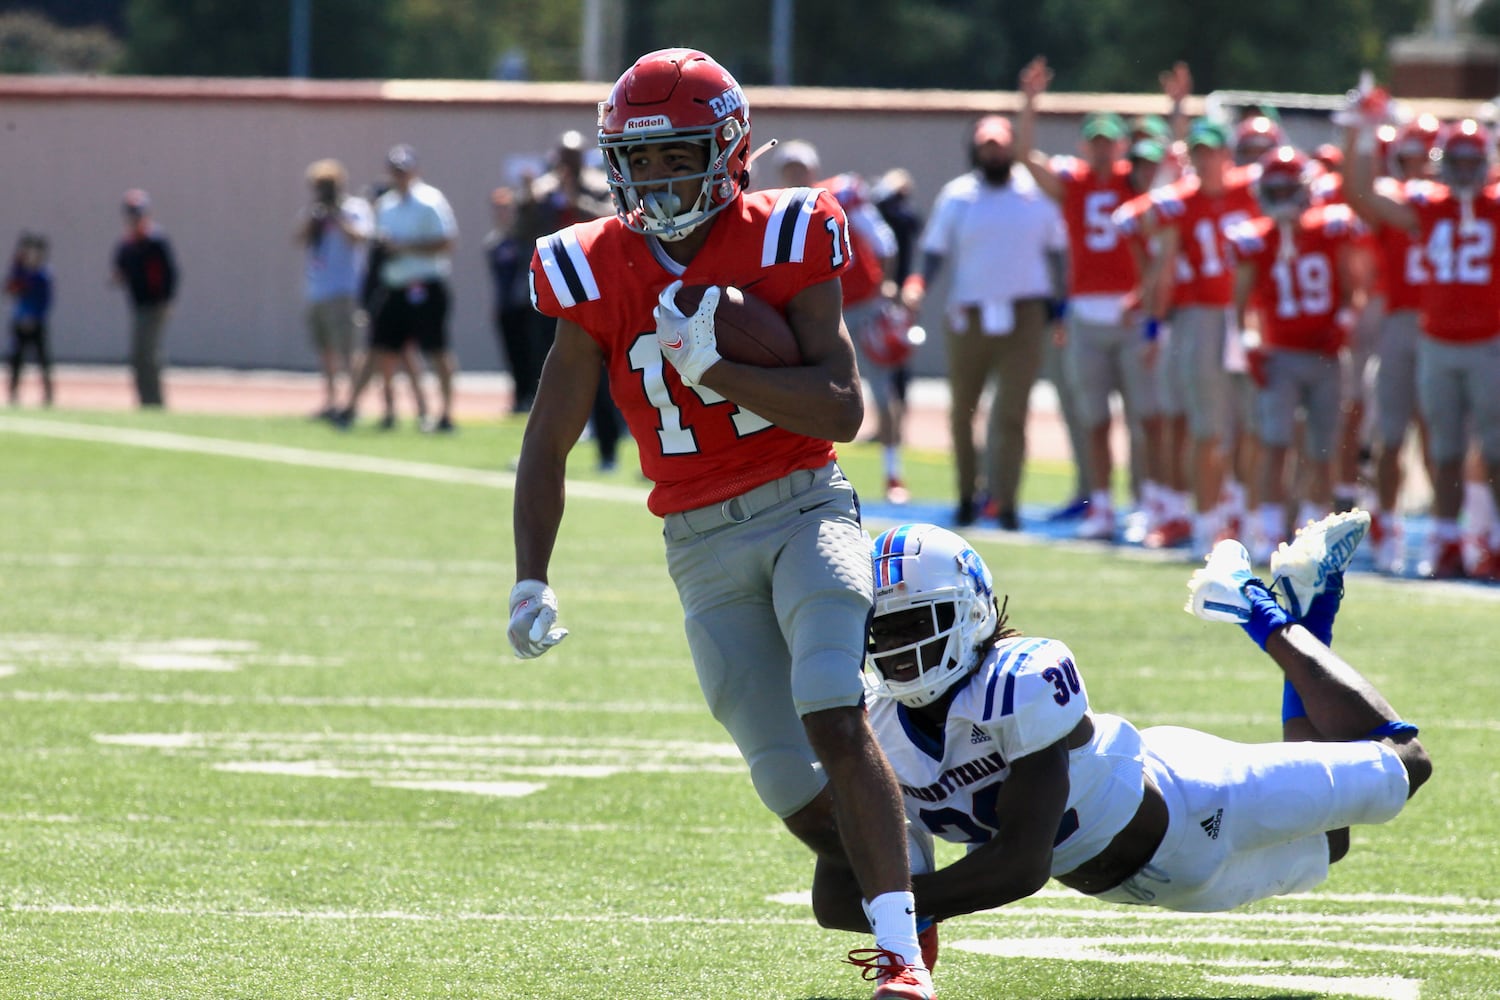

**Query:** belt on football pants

left=662, top=464, right=826, bottom=541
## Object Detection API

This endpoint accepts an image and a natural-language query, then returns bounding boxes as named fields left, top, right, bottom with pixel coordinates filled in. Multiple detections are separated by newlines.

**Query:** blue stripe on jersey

left=897, top=702, right=945, bottom=761
left=983, top=637, right=1049, bottom=720
left=873, top=525, right=912, bottom=588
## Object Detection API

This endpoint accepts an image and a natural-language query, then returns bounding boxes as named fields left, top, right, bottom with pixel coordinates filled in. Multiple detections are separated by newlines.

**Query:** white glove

left=654, top=279, right=722, bottom=386
left=508, top=579, right=568, bottom=659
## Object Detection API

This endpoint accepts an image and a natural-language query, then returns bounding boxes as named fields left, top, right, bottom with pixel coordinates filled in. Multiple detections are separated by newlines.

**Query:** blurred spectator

left=903, top=113, right=1068, bottom=529
left=6, top=231, right=53, bottom=407
left=349, top=183, right=429, bottom=429
left=513, top=130, right=622, bottom=469
left=110, top=188, right=177, bottom=408
left=778, top=140, right=909, bottom=503
left=299, top=158, right=373, bottom=420
left=483, top=186, right=534, bottom=416
left=337, top=144, right=458, bottom=432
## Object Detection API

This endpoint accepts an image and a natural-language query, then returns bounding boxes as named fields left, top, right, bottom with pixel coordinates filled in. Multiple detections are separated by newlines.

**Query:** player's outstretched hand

left=508, top=579, right=568, bottom=659
left=654, top=279, right=722, bottom=386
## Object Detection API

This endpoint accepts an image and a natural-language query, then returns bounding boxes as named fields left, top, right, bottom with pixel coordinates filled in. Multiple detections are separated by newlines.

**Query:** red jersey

left=1148, top=172, right=1261, bottom=307
left=1052, top=156, right=1139, bottom=295
left=1370, top=176, right=1427, bottom=312
left=529, top=188, right=846, bottom=515
left=1406, top=181, right=1500, bottom=342
left=1228, top=204, right=1365, bottom=355
left=821, top=173, right=886, bottom=306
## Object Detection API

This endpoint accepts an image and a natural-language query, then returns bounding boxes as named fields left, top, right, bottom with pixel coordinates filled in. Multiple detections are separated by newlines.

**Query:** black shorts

left=372, top=280, right=449, bottom=353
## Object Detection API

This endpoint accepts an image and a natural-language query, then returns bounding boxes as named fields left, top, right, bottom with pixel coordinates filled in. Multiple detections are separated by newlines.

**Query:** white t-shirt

left=375, top=179, right=458, bottom=287
left=920, top=170, right=1067, bottom=334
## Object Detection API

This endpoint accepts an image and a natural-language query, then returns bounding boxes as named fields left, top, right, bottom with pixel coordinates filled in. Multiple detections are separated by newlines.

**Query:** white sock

left=1464, top=480, right=1497, bottom=538
left=1089, top=489, right=1112, bottom=515
left=883, top=446, right=901, bottom=480
left=1258, top=503, right=1284, bottom=546
left=863, top=891, right=923, bottom=969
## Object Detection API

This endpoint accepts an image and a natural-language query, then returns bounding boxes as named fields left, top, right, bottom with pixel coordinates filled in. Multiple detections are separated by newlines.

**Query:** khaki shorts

left=307, top=296, right=361, bottom=356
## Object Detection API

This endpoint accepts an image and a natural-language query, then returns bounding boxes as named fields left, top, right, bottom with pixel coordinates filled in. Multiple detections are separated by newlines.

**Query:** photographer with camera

left=299, top=159, right=373, bottom=420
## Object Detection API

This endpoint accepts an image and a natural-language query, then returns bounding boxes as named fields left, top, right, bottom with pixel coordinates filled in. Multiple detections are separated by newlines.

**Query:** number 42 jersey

left=867, top=635, right=1149, bottom=876
left=528, top=187, right=851, bottom=516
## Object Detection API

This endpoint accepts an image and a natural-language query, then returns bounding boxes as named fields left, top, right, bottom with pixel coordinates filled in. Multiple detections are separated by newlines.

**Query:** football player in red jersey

left=1346, top=107, right=1500, bottom=580
left=1134, top=120, right=1263, bottom=556
left=1017, top=55, right=1165, bottom=543
left=508, top=49, right=934, bottom=998
left=776, top=141, right=911, bottom=506
left=1229, top=146, right=1371, bottom=560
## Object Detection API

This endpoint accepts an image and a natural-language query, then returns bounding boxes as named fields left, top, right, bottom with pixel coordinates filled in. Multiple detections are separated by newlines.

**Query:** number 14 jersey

left=529, top=187, right=850, bottom=515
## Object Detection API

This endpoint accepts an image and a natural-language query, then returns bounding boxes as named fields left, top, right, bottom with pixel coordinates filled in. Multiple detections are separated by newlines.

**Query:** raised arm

left=1016, top=55, right=1065, bottom=203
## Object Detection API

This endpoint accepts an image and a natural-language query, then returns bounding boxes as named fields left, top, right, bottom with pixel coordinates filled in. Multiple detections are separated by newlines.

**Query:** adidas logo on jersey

left=970, top=725, right=991, bottom=745
left=1200, top=808, right=1223, bottom=840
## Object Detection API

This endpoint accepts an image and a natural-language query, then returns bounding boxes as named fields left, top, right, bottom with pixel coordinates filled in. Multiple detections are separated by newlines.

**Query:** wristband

left=1047, top=298, right=1068, bottom=322
left=1143, top=317, right=1161, bottom=342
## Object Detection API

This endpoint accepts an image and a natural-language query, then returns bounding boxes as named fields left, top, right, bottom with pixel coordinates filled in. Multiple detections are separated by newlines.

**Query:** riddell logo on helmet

left=708, top=86, right=746, bottom=118
left=623, top=115, right=672, bottom=131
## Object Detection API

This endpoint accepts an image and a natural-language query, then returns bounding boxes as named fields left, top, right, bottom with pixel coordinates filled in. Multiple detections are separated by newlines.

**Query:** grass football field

left=2, top=407, right=1497, bottom=999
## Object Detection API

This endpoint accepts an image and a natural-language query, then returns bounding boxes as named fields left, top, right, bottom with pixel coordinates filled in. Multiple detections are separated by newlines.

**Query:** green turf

left=1, top=408, right=1495, bottom=998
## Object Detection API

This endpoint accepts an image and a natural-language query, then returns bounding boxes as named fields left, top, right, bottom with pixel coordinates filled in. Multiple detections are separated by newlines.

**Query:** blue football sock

left=1366, top=720, right=1420, bottom=739
left=1299, top=570, right=1344, bottom=647
left=1282, top=679, right=1307, bottom=724
left=1239, top=579, right=1291, bottom=650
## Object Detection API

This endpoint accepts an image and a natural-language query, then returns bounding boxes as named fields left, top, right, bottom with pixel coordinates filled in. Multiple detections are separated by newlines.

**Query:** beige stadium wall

left=6, top=75, right=1459, bottom=377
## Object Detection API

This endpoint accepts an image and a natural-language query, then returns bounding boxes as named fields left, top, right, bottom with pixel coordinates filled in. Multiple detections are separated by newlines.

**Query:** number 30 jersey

left=867, top=635, right=1148, bottom=876
left=528, top=188, right=850, bottom=516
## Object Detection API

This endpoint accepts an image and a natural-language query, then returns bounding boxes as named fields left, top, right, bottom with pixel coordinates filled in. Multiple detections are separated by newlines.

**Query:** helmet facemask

left=867, top=525, right=999, bottom=708
left=600, top=121, right=744, bottom=241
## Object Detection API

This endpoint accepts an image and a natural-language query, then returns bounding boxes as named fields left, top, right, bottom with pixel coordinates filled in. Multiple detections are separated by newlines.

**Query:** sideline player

left=1229, top=145, right=1369, bottom=559
left=508, top=48, right=932, bottom=998
left=811, top=513, right=1429, bottom=946
left=1016, top=55, right=1164, bottom=542
left=1344, top=100, right=1500, bottom=580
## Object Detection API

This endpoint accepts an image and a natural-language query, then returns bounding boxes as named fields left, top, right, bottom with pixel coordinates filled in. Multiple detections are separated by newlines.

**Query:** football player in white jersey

left=811, top=511, right=1430, bottom=958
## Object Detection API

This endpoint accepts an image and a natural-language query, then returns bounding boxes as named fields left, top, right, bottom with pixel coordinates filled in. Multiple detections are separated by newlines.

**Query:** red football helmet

left=1391, top=113, right=1441, bottom=179
left=1255, top=145, right=1312, bottom=220
left=597, top=48, right=752, bottom=242
left=859, top=302, right=926, bottom=368
left=1437, top=118, right=1491, bottom=194
left=1234, top=115, right=1285, bottom=167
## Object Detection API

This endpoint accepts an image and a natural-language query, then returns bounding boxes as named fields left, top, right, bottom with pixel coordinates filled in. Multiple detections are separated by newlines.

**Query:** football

left=674, top=284, right=802, bottom=367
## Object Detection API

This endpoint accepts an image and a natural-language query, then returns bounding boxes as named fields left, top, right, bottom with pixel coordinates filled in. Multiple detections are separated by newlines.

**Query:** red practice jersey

left=821, top=172, right=886, bottom=307
left=529, top=187, right=847, bottom=515
left=1406, top=181, right=1500, bottom=342
left=1228, top=204, right=1366, bottom=355
left=1052, top=156, right=1140, bottom=296
left=1148, top=172, right=1261, bottom=307
left=1371, top=176, right=1427, bottom=312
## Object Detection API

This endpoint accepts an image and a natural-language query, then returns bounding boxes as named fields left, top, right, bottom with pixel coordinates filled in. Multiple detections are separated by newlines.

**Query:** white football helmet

left=867, top=523, right=999, bottom=707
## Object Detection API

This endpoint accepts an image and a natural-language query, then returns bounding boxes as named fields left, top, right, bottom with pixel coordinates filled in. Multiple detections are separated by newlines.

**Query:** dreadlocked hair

left=993, top=594, right=1022, bottom=641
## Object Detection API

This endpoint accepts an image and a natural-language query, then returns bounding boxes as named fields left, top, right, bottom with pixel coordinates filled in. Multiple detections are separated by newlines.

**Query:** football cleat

left=1269, top=509, right=1370, bottom=618
left=846, top=948, right=935, bottom=1000
left=1185, top=539, right=1258, bottom=623
left=1420, top=538, right=1466, bottom=580
left=885, top=476, right=911, bottom=506
left=1145, top=516, right=1192, bottom=550
left=1076, top=506, right=1116, bottom=542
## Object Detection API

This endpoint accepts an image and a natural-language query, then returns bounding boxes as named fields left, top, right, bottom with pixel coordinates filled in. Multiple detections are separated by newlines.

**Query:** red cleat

left=846, top=947, right=935, bottom=1000
left=1145, top=516, right=1192, bottom=549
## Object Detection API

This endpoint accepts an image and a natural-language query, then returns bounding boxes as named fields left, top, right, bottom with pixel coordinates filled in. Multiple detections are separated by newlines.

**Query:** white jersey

left=868, top=635, right=1148, bottom=875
